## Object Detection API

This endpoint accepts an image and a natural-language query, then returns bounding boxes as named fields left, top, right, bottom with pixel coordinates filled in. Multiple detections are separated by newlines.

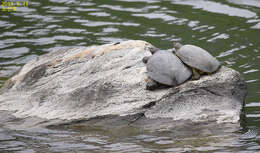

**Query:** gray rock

left=0, top=40, right=247, bottom=127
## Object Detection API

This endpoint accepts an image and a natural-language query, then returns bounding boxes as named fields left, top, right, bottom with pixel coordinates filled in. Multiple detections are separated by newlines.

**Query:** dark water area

left=0, top=0, right=260, bottom=152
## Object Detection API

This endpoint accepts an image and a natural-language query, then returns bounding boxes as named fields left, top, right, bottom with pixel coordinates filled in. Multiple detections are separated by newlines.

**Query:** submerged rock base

left=0, top=40, right=247, bottom=127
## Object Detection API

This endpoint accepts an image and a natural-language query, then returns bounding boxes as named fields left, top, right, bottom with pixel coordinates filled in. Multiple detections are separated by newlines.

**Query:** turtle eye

left=142, top=56, right=149, bottom=63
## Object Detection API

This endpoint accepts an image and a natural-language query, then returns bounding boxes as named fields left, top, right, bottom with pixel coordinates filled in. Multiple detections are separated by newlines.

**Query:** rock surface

left=0, top=40, right=247, bottom=126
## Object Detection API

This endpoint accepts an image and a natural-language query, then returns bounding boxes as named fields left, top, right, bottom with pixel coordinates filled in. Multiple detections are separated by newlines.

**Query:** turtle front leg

left=192, top=68, right=200, bottom=80
left=146, top=78, right=161, bottom=90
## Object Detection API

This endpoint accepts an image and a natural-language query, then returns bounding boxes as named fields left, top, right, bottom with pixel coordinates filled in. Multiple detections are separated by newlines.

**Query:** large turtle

left=143, top=50, right=192, bottom=90
left=173, top=43, right=220, bottom=80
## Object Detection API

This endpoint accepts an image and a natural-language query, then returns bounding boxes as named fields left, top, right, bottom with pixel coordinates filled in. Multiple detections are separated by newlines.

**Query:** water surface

left=0, top=0, right=260, bottom=152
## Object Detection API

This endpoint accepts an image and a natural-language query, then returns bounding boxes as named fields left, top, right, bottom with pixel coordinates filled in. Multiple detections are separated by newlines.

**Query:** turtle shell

left=176, top=45, right=220, bottom=73
left=146, top=50, right=192, bottom=86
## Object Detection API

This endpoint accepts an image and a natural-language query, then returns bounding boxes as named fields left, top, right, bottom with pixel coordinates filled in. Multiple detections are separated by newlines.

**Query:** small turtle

left=173, top=43, right=220, bottom=80
left=143, top=50, right=192, bottom=90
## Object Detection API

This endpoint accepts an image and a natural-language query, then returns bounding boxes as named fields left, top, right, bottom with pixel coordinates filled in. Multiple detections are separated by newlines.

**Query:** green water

left=0, top=0, right=260, bottom=152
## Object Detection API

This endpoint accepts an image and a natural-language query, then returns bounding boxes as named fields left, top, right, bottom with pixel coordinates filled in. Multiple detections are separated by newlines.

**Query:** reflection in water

left=0, top=0, right=260, bottom=152
left=0, top=118, right=248, bottom=152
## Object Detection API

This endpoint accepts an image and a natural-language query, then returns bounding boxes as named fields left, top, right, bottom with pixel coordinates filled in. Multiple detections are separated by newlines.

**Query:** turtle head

left=142, top=56, right=150, bottom=64
left=149, top=47, right=159, bottom=54
left=173, top=42, right=183, bottom=50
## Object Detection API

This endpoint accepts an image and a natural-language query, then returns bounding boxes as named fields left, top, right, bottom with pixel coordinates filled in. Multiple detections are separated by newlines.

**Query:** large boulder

left=0, top=40, right=247, bottom=127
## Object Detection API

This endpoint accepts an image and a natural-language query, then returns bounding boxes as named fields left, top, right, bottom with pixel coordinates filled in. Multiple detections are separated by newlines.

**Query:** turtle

left=173, top=43, right=220, bottom=80
left=142, top=50, right=192, bottom=90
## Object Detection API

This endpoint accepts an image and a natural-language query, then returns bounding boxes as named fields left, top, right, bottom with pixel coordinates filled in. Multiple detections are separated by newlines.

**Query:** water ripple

left=207, top=33, right=229, bottom=42
left=0, top=20, right=16, bottom=29
left=49, top=0, right=76, bottom=4
left=74, top=19, right=139, bottom=27
left=100, top=4, right=144, bottom=13
left=46, top=141, right=100, bottom=152
left=89, top=12, right=111, bottom=17
left=251, top=22, right=260, bottom=29
left=217, top=46, right=247, bottom=58
left=133, top=13, right=177, bottom=21
left=27, top=29, right=50, bottom=36
left=192, top=25, right=215, bottom=32
left=0, top=66, right=21, bottom=78
left=141, top=30, right=167, bottom=37
left=104, top=142, right=143, bottom=152
left=243, top=69, right=259, bottom=74
left=187, top=20, right=200, bottom=27
left=246, top=79, right=259, bottom=83
left=1, top=32, right=24, bottom=37
left=13, top=6, right=36, bottom=13
left=0, top=47, right=29, bottom=58
left=228, top=0, right=260, bottom=8
left=246, top=114, right=260, bottom=118
left=32, top=36, right=83, bottom=45
left=75, top=7, right=100, bottom=12
left=246, top=102, right=260, bottom=107
left=173, top=0, right=257, bottom=18
left=56, top=28, right=86, bottom=33
left=102, top=27, right=119, bottom=33
left=116, top=0, right=160, bottom=3
left=45, top=6, right=70, bottom=14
